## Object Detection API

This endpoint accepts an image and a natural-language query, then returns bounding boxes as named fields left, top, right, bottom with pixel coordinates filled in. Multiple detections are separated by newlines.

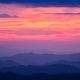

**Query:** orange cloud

left=0, top=5, right=80, bottom=41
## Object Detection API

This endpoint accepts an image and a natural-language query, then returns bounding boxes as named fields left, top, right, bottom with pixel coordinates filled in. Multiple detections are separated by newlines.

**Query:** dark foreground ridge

left=0, top=72, right=80, bottom=80
left=0, top=64, right=79, bottom=75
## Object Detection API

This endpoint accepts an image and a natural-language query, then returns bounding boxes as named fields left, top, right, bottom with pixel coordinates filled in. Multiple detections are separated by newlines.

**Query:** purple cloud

left=0, top=13, right=19, bottom=18
left=42, top=12, right=80, bottom=15
left=0, top=29, right=63, bottom=35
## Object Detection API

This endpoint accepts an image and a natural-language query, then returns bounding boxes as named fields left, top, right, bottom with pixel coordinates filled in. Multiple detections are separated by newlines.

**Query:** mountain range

left=0, top=53, right=80, bottom=65
left=0, top=53, right=80, bottom=75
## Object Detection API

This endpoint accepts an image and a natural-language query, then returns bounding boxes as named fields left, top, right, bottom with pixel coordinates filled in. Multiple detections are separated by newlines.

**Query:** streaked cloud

left=0, top=6, right=79, bottom=41
left=43, top=12, right=80, bottom=15
left=0, top=28, right=63, bottom=35
left=0, top=13, right=19, bottom=18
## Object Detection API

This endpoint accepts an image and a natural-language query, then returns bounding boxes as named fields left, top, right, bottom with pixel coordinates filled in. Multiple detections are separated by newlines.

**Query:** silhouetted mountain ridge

left=0, top=60, right=20, bottom=68
left=0, top=53, right=80, bottom=65
left=0, top=64, right=79, bottom=75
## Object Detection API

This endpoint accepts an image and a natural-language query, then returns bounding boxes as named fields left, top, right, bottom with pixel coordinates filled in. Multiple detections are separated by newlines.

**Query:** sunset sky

left=0, top=0, right=80, bottom=56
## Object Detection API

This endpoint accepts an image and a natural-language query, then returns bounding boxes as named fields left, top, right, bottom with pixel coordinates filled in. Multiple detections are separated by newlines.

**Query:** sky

left=0, top=0, right=80, bottom=56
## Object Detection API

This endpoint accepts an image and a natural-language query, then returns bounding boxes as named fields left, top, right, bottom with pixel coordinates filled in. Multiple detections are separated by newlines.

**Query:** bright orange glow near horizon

left=0, top=4, right=80, bottom=41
